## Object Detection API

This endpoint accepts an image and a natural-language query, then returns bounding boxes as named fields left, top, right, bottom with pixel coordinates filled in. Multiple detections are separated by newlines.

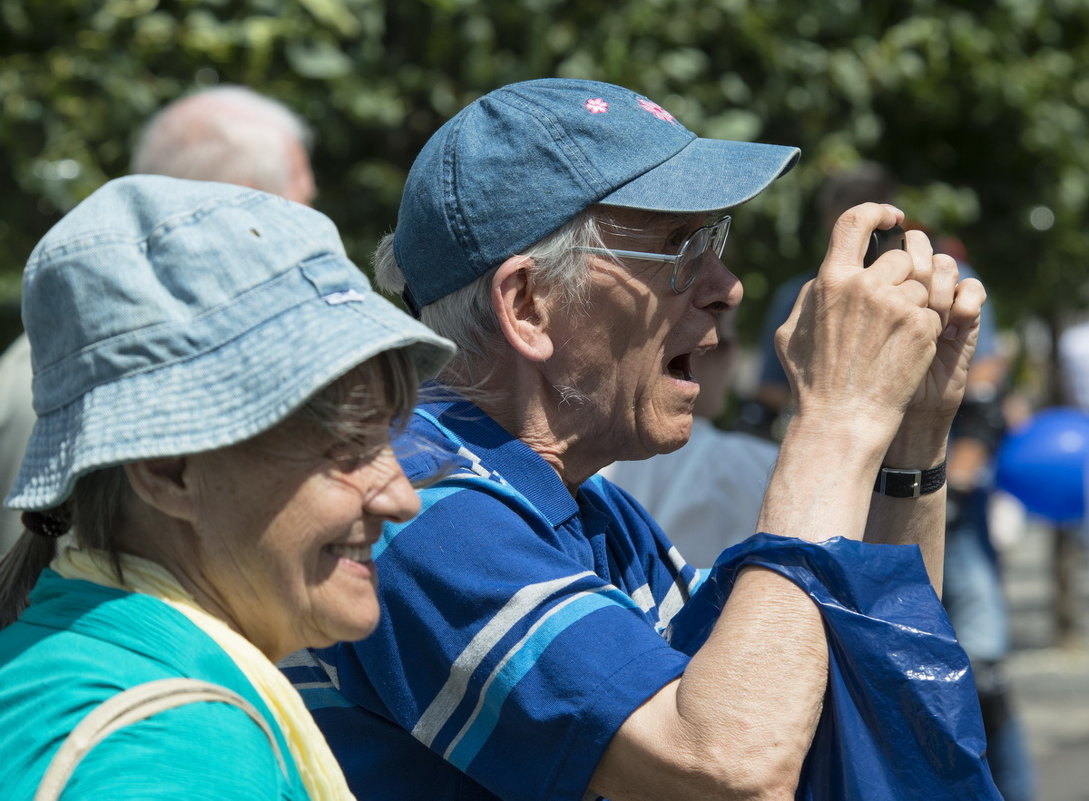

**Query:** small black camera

left=863, top=225, right=905, bottom=268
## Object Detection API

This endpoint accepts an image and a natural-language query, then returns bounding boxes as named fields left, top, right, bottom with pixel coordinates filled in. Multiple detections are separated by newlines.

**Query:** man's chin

left=645, top=417, right=694, bottom=457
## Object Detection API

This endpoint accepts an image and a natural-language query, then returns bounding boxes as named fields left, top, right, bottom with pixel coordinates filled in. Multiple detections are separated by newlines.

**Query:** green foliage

left=2, top=0, right=1088, bottom=348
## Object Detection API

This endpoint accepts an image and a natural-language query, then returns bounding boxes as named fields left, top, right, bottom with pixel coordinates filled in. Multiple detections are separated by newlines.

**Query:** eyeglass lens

left=674, top=217, right=731, bottom=291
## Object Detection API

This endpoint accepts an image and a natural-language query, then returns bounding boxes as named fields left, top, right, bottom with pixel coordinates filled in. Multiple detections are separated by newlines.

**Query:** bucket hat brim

left=9, top=274, right=451, bottom=511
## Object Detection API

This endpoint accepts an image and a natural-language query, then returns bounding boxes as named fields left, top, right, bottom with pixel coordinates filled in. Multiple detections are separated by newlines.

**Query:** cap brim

left=600, top=138, right=800, bottom=213
left=8, top=285, right=453, bottom=511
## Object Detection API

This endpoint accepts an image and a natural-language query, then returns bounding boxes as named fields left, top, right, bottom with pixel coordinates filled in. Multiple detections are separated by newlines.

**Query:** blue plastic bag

left=665, top=534, right=1002, bottom=800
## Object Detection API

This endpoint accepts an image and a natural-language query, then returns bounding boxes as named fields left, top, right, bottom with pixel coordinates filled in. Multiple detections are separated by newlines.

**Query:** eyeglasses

left=574, top=214, right=731, bottom=293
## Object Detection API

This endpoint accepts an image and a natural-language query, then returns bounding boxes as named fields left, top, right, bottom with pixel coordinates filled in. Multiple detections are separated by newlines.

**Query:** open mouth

left=324, top=543, right=372, bottom=565
left=667, top=353, right=695, bottom=382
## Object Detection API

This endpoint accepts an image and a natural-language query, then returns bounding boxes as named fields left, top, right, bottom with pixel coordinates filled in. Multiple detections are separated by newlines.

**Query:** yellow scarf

left=53, top=547, right=356, bottom=801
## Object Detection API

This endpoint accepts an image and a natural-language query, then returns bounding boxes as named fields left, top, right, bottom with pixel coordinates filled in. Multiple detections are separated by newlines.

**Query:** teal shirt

left=0, top=570, right=311, bottom=800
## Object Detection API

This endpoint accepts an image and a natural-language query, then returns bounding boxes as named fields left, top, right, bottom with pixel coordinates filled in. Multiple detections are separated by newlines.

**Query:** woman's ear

left=492, top=256, right=554, bottom=362
left=123, top=458, right=196, bottom=523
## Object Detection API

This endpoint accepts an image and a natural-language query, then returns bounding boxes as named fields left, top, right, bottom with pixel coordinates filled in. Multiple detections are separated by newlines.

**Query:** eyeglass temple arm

left=574, top=247, right=678, bottom=264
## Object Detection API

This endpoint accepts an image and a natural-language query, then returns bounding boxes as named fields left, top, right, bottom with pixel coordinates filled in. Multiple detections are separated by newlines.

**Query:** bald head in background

left=131, top=85, right=316, bottom=206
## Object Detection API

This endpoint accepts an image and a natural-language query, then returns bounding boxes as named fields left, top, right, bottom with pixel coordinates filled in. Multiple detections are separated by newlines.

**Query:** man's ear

left=492, top=256, right=554, bottom=362
left=123, top=457, right=196, bottom=523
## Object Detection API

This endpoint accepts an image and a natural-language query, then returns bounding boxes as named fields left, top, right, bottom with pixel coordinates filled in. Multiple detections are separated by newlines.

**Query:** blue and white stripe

left=411, top=570, right=596, bottom=747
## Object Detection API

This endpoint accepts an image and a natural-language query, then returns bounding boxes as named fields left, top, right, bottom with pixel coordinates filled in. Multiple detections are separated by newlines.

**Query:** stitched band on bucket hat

left=7, top=175, right=455, bottom=511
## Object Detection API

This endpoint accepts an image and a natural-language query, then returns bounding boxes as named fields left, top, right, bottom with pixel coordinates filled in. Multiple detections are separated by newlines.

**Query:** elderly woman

left=0, top=176, right=452, bottom=799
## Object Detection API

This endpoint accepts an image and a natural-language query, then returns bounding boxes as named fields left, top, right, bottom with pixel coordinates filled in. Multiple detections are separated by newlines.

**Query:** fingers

left=945, top=277, right=987, bottom=342
left=926, top=252, right=958, bottom=330
left=878, top=267, right=931, bottom=309
left=773, top=278, right=813, bottom=387
left=866, top=226, right=961, bottom=329
left=784, top=203, right=985, bottom=422
left=778, top=263, right=940, bottom=423
left=822, top=202, right=905, bottom=278
left=901, top=228, right=934, bottom=291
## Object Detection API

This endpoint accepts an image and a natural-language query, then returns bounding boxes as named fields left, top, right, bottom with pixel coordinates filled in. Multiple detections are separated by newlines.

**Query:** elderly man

left=286, top=79, right=991, bottom=800
left=0, top=85, right=315, bottom=555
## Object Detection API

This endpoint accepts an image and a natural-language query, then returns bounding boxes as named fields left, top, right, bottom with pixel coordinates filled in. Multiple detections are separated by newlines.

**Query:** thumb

left=821, top=202, right=906, bottom=279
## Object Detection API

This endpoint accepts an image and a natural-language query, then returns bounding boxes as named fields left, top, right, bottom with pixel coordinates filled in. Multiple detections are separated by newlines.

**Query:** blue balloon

left=995, top=407, right=1089, bottom=524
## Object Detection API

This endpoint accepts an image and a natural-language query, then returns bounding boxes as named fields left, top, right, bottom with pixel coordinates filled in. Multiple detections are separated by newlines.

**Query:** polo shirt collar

left=418, top=395, right=580, bottom=528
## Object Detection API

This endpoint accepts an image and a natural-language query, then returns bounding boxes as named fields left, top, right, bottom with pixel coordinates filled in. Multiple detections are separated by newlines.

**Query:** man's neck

left=452, top=368, right=604, bottom=496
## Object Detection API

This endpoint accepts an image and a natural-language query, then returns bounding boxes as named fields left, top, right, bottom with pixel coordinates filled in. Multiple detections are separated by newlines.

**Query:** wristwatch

left=873, top=463, right=947, bottom=498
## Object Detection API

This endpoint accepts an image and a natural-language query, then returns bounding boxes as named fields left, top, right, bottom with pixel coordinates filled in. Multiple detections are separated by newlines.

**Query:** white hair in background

left=131, top=85, right=314, bottom=201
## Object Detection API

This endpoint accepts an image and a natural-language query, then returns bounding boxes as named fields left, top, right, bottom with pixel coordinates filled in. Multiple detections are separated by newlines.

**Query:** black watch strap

left=873, top=463, right=947, bottom=498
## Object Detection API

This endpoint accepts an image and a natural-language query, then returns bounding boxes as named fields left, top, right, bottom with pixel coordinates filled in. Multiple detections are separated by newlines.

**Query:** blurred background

left=3, top=0, right=1088, bottom=366
left=2, top=1, right=1088, bottom=797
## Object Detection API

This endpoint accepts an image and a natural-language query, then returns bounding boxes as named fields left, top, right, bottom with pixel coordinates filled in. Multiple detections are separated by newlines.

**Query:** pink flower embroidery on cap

left=638, top=98, right=677, bottom=124
left=585, top=98, right=609, bottom=114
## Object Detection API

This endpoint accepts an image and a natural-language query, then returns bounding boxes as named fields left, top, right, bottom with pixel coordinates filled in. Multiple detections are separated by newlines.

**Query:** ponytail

left=0, top=466, right=129, bottom=629
left=0, top=520, right=64, bottom=628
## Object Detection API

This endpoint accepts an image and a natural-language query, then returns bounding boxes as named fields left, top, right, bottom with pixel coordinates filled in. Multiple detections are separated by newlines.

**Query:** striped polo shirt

left=283, top=397, right=697, bottom=801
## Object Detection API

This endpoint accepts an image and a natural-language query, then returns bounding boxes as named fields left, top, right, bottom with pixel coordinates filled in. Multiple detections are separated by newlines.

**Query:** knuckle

left=964, top=276, right=987, bottom=299
left=915, top=306, right=941, bottom=333
left=933, top=253, right=958, bottom=276
left=774, top=318, right=793, bottom=344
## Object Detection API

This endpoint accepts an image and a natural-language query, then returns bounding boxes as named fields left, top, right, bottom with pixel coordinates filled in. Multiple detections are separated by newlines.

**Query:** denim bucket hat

left=7, top=175, right=454, bottom=511
left=394, top=77, right=801, bottom=312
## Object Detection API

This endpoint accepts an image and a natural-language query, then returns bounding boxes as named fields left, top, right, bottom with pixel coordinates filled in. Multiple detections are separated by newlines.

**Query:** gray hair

left=374, top=209, right=606, bottom=389
left=131, top=85, right=313, bottom=198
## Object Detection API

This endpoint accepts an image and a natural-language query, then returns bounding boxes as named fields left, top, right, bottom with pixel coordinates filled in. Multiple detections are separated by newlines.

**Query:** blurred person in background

left=130, top=84, right=316, bottom=206
left=938, top=234, right=1035, bottom=800
left=0, top=175, right=452, bottom=798
left=1055, top=319, right=1089, bottom=648
left=0, top=85, right=316, bottom=556
left=601, top=307, right=778, bottom=567
left=0, top=336, right=34, bottom=557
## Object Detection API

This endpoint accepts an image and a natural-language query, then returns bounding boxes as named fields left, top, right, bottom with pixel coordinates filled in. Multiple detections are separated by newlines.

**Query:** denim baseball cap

left=394, top=78, right=800, bottom=312
left=7, top=175, right=454, bottom=511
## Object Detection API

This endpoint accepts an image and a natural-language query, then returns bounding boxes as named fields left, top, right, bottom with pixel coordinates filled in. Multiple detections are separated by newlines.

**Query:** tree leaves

left=1, top=0, right=1087, bottom=352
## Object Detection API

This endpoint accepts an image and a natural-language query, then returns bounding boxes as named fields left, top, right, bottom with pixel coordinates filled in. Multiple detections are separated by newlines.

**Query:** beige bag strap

left=34, top=677, right=287, bottom=801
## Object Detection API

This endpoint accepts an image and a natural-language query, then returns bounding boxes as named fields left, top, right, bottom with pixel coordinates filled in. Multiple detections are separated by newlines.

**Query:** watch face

left=875, top=464, right=946, bottom=498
